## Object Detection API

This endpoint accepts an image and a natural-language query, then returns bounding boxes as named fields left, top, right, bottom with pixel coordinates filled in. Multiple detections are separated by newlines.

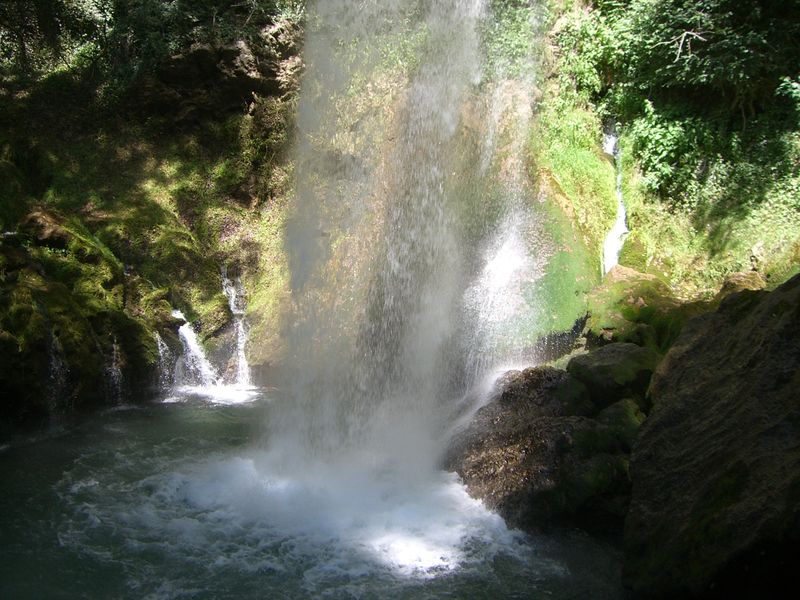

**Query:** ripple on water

left=54, top=444, right=588, bottom=599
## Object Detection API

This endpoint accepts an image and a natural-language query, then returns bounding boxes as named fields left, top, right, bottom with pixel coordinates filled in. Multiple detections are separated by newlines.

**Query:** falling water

left=463, top=212, right=544, bottom=385
left=0, top=3, right=624, bottom=597
left=153, top=332, right=174, bottom=392
left=172, top=310, right=219, bottom=388
left=103, top=337, right=124, bottom=404
left=46, top=331, right=69, bottom=421
left=282, top=0, right=492, bottom=464
left=602, top=129, right=629, bottom=274
left=221, top=267, right=251, bottom=387
left=170, top=308, right=257, bottom=404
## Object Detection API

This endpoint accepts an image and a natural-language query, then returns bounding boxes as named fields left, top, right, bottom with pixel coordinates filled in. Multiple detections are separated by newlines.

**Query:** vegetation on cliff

left=0, top=1, right=302, bottom=429
left=551, top=0, right=800, bottom=297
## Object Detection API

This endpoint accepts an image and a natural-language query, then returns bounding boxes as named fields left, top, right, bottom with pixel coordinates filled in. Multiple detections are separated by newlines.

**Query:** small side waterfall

left=602, top=129, right=629, bottom=274
left=221, top=267, right=251, bottom=387
left=104, top=337, right=124, bottom=404
left=153, top=332, right=174, bottom=393
left=168, top=270, right=256, bottom=403
left=173, top=309, right=220, bottom=387
left=46, top=331, right=69, bottom=421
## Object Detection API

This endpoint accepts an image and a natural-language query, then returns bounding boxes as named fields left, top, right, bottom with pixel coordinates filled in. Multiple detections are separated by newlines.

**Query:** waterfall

left=602, top=129, right=629, bottom=274
left=173, top=309, right=219, bottom=388
left=221, top=267, right=251, bottom=387
left=103, top=337, right=124, bottom=404
left=46, top=331, right=69, bottom=422
left=153, top=332, right=174, bottom=393
left=170, top=299, right=257, bottom=404
left=281, top=0, right=493, bottom=464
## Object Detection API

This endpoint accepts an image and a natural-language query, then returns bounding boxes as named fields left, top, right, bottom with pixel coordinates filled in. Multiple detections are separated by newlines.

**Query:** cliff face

left=623, top=273, right=800, bottom=598
left=0, top=25, right=302, bottom=432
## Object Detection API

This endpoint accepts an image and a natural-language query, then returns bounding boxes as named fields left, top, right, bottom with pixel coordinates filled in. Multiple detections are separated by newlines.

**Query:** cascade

left=602, top=128, right=629, bottom=274
left=221, top=267, right=252, bottom=387
left=104, top=337, right=124, bottom=404
left=153, top=332, right=174, bottom=393
left=173, top=309, right=219, bottom=388
left=46, top=330, right=69, bottom=422
left=0, top=4, right=624, bottom=597
left=170, top=276, right=257, bottom=404
left=282, top=0, right=494, bottom=463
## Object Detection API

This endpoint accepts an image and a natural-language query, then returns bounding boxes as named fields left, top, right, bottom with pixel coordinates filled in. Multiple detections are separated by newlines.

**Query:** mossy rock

left=567, top=342, right=660, bottom=411
left=712, top=271, right=767, bottom=304
left=618, top=229, right=650, bottom=274
left=587, top=265, right=708, bottom=352
left=534, top=450, right=631, bottom=530
left=596, top=398, right=645, bottom=452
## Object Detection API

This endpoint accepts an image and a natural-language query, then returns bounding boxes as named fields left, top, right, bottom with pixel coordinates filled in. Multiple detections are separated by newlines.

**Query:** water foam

left=169, top=310, right=258, bottom=405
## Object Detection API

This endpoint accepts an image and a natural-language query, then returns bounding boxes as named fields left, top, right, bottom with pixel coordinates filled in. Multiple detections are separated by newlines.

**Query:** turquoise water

left=0, top=393, right=622, bottom=599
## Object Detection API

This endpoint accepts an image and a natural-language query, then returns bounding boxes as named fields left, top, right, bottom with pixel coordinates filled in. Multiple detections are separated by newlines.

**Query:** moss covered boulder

left=567, top=342, right=660, bottom=411
left=623, top=273, right=800, bottom=598
left=587, top=266, right=706, bottom=352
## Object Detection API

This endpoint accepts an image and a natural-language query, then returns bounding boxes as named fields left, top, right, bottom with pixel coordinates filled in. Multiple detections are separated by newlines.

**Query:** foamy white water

left=8, top=398, right=621, bottom=599
left=170, top=310, right=257, bottom=405
left=602, top=131, right=629, bottom=274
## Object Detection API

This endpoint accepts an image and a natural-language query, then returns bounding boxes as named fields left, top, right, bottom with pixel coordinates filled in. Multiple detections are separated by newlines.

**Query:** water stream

left=602, top=130, right=629, bottom=274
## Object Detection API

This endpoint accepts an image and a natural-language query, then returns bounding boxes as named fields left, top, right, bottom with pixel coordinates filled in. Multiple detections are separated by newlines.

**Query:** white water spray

left=169, top=310, right=255, bottom=404
left=153, top=332, right=174, bottom=393
left=173, top=309, right=219, bottom=388
left=602, top=130, right=629, bottom=274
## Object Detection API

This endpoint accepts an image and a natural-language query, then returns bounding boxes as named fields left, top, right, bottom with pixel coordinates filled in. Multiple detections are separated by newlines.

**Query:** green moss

left=525, top=200, right=596, bottom=336
left=596, top=399, right=645, bottom=452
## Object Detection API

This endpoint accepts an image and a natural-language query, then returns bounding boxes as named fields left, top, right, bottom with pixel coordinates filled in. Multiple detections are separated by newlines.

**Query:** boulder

left=445, top=367, right=631, bottom=532
left=712, top=270, right=767, bottom=303
left=623, top=274, right=800, bottom=598
left=567, top=342, right=660, bottom=411
left=596, top=399, right=645, bottom=453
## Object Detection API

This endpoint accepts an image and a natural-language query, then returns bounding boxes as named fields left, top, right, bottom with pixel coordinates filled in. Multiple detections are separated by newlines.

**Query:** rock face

left=132, top=41, right=279, bottom=121
left=0, top=209, right=174, bottom=433
left=567, top=342, right=660, bottom=410
left=623, top=274, right=800, bottom=598
left=445, top=366, right=638, bottom=532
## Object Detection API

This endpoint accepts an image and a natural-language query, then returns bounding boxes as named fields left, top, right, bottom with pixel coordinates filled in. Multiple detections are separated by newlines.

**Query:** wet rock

left=567, top=342, right=660, bottom=411
left=586, top=266, right=707, bottom=352
left=596, top=399, right=645, bottom=453
left=445, top=367, right=631, bottom=532
left=623, top=274, right=800, bottom=598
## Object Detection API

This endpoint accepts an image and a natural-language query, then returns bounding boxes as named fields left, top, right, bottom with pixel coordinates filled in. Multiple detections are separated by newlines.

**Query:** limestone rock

left=623, top=274, right=800, bottom=598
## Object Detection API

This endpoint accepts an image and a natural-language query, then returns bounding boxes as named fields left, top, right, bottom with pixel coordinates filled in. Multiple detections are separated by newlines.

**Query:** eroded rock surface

left=445, top=366, right=636, bottom=532
left=624, top=274, right=800, bottom=598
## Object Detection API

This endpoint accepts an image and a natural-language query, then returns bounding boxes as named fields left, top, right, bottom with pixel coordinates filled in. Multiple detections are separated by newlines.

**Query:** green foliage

left=1, top=1, right=306, bottom=100
left=483, top=0, right=545, bottom=79
left=547, top=0, right=800, bottom=296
